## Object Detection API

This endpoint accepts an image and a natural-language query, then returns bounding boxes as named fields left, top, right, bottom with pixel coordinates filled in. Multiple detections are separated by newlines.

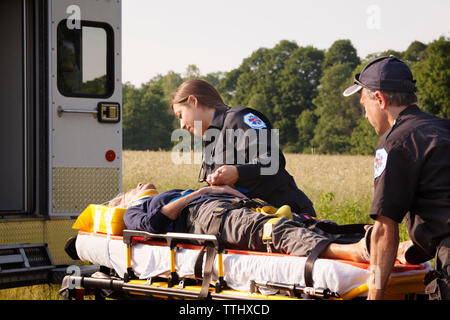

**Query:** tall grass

left=122, top=151, right=409, bottom=239
left=0, top=284, right=61, bottom=300
left=123, top=151, right=375, bottom=222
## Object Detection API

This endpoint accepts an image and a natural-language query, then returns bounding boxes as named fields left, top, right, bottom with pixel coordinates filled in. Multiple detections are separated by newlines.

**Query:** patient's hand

left=207, top=165, right=239, bottom=186
left=201, top=185, right=246, bottom=198
left=160, top=185, right=245, bottom=221
left=396, top=240, right=413, bottom=264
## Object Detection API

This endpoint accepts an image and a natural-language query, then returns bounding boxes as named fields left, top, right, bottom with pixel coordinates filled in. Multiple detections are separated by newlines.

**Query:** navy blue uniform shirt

left=123, top=189, right=236, bottom=234
left=370, top=105, right=450, bottom=258
left=199, top=106, right=314, bottom=214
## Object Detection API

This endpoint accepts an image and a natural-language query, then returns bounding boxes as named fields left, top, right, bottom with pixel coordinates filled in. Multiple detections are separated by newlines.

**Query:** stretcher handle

left=122, top=230, right=220, bottom=249
left=250, top=280, right=340, bottom=299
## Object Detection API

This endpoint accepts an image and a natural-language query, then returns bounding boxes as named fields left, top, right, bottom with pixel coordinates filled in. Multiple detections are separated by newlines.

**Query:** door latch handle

left=57, top=102, right=120, bottom=123
left=57, top=106, right=97, bottom=117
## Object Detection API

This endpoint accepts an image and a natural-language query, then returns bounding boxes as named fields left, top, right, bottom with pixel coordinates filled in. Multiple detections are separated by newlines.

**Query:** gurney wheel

left=215, top=277, right=227, bottom=293
left=168, top=272, right=179, bottom=287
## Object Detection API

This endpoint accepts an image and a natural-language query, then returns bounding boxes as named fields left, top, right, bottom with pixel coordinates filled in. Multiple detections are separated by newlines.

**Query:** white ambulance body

left=0, top=0, right=122, bottom=288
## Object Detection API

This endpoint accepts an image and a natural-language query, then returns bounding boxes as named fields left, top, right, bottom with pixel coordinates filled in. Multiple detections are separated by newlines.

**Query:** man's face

left=360, top=89, right=390, bottom=136
left=122, top=183, right=156, bottom=206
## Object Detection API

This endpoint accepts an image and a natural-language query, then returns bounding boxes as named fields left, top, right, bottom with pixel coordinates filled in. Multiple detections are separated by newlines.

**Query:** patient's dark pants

left=181, top=198, right=359, bottom=257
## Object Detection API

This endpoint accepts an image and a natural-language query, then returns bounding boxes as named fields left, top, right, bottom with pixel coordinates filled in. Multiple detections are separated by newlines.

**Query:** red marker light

left=105, top=150, right=116, bottom=162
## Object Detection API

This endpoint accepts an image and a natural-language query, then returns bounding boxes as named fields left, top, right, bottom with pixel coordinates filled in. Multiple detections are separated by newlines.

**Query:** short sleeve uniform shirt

left=370, top=105, right=450, bottom=257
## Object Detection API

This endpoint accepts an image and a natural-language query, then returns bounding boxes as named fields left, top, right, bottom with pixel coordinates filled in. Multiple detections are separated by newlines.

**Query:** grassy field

left=122, top=150, right=408, bottom=237
left=123, top=151, right=375, bottom=224
left=1, top=150, right=410, bottom=299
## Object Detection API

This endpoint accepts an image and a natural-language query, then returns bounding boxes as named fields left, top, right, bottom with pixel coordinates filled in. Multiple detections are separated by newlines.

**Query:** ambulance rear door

left=50, top=0, right=122, bottom=216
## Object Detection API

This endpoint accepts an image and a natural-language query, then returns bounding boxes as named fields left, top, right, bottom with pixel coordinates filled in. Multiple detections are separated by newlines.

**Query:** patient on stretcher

left=115, top=183, right=411, bottom=264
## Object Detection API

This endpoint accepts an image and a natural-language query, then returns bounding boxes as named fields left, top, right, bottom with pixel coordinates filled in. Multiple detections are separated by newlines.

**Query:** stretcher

left=62, top=202, right=431, bottom=300
left=65, top=229, right=430, bottom=300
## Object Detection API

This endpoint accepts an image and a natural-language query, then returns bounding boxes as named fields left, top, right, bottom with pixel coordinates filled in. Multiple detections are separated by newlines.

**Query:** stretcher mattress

left=75, top=231, right=431, bottom=297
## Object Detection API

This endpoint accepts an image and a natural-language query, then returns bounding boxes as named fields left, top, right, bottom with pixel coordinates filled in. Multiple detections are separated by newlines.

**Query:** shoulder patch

left=374, top=148, right=388, bottom=179
left=243, top=112, right=267, bottom=129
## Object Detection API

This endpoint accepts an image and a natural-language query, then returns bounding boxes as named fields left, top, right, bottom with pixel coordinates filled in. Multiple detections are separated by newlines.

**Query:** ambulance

left=0, top=0, right=122, bottom=289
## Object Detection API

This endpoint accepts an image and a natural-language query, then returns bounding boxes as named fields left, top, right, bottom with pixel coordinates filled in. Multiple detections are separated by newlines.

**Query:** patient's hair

left=107, top=192, right=125, bottom=207
left=170, top=79, right=227, bottom=111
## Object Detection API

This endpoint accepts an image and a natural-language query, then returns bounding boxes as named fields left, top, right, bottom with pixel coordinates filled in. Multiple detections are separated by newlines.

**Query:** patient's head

left=108, top=183, right=157, bottom=208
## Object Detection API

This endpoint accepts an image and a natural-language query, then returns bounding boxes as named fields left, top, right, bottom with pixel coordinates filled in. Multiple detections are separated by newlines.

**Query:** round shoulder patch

left=243, top=112, right=267, bottom=129
left=374, top=148, right=388, bottom=179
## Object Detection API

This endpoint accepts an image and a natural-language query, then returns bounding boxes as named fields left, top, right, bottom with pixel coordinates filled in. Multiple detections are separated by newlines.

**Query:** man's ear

left=374, top=91, right=388, bottom=110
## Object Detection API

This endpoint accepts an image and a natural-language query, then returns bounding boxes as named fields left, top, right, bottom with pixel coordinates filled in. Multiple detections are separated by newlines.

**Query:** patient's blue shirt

left=123, top=188, right=236, bottom=234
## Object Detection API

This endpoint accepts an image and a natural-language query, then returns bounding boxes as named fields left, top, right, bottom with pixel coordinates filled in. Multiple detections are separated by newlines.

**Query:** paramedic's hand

left=202, top=185, right=246, bottom=198
left=207, top=165, right=239, bottom=186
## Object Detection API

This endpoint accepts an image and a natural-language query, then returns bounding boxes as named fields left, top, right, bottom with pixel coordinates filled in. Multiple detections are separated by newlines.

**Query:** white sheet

left=75, top=232, right=431, bottom=296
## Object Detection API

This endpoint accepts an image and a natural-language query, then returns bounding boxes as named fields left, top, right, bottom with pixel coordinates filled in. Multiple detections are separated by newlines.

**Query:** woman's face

left=172, top=97, right=212, bottom=136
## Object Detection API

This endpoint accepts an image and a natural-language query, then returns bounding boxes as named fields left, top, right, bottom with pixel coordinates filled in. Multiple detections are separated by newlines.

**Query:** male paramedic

left=343, top=55, right=450, bottom=300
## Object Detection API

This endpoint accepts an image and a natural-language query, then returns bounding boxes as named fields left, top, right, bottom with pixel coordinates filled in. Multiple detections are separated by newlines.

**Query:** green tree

left=140, top=81, right=174, bottom=150
left=231, top=40, right=300, bottom=123
left=350, top=116, right=379, bottom=155
left=364, top=49, right=403, bottom=62
left=231, top=47, right=270, bottom=109
left=311, top=63, right=362, bottom=153
left=274, top=46, right=324, bottom=151
left=403, top=41, right=427, bottom=64
left=322, top=39, right=360, bottom=70
left=216, top=68, right=242, bottom=104
left=122, top=79, right=175, bottom=150
left=160, top=71, right=183, bottom=102
left=412, top=37, right=450, bottom=118
left=247, top=93, right=270, bottom=120
left=296, top=109, right=318, bottom=153
left=122, top=82, right=142, bottom=149
left=202, top=71, right=226, bottom=88
left=184, top=64, right=201, bottom=80
left=311, top=40, right=362, bottom=154
left=122, top=38, right=449, bottom=153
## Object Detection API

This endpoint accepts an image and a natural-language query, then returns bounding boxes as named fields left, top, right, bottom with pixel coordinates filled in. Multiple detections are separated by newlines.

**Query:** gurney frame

left=63, top=230, right=428, bottom=300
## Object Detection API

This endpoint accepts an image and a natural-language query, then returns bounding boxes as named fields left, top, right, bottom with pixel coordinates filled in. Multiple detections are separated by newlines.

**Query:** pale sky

left=122, top=0, right=450, bottom=87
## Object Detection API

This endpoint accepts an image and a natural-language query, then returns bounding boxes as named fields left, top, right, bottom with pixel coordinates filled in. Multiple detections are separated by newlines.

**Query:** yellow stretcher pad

left=72, top=204, right=127, bottom=235
left=72, top=189, right=158, bottom=235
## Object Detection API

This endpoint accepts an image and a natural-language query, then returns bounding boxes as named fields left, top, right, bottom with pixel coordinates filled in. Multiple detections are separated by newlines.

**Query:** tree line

left=122, top=37, right=449, bottom=154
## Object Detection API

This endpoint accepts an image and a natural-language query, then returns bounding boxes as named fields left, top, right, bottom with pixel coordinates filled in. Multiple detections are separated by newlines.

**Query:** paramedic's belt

left=259, top=205, right=293, bottom=253
left=209, top=198, right=293, bottom=253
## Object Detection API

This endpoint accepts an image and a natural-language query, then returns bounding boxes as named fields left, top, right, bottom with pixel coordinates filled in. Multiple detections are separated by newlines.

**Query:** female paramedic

left=170, top=79, right=316, bottom=216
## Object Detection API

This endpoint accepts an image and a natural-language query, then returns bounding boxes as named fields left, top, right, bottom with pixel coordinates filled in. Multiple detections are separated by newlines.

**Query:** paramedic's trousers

left=181, top=198, right=362, bottom=257
left=426, top=236, right=450, bottom=300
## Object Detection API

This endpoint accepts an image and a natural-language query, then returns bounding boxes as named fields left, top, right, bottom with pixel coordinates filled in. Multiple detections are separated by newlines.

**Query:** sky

left=122, top=0, right=450, bottom=87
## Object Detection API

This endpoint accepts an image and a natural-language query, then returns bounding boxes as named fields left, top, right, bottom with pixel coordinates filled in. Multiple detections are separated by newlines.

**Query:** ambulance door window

left=57, top=20, right=114, bottom=98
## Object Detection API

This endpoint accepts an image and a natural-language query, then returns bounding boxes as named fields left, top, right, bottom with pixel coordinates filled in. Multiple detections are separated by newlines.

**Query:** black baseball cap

left=343, top=55, right=417, bottom=96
